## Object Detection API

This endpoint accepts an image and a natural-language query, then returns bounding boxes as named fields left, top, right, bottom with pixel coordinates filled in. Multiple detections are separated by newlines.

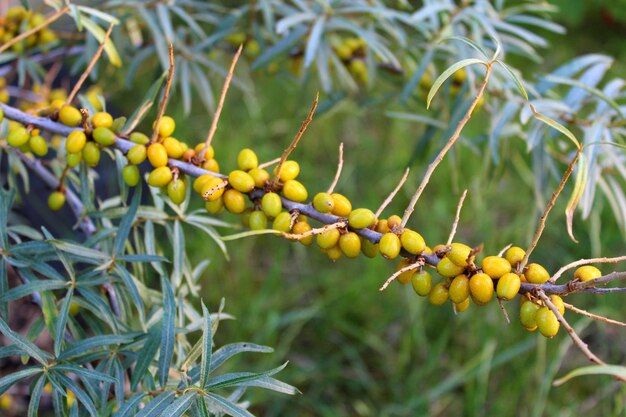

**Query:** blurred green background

left=111, top=2, right=626, bottom=416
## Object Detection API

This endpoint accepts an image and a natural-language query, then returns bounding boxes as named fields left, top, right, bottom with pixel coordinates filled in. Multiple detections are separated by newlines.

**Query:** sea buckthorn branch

left=550, top=255, right=626, bottom=284
left=446, top=189, right=467, bottom=246
left=563, top=302, right=626, bottom=327
left=149, top=44, right=175, bottom=145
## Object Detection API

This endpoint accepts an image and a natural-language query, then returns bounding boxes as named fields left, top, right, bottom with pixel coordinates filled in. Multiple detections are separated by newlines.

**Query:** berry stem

left=150, top=43, right=176, bottom=144
left=446, top=189, right=467, bottom=246
left=326, top=142, right=344, bottom=194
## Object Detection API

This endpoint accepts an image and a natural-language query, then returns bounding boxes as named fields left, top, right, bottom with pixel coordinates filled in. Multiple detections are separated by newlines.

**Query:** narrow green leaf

left=0, top=344, right=23, bottom=359
left=54, top=288, right=74, bottom=356
left=554, top=365, right=626, bottom=386
left=427, top=58, right=486, bottom=108
left=131, top=328, right=160, bottom=390
left=48, top=240, right=110, bottom=263
left=58, top=334, right=135, bottom=361
left=113, top=265, right=144, bottom=324
left=496, top=60, right=529, bottom=100
left=530, top=104, right=581, bottom=149
left=542, top=74, right=623, bottom=116
left=158, top=276, right=176, bottom=388
left=114, top=392, right=146, bottom=417
left=160, top=392, right=195, bottom=417
left=205, top=362, right=289, bottom=390
left=28, top=374, right=45, bottom=417
left=54, top=371, right=98, bottom=417
left=194, top=396, right=211, bottom=417
left=0, top=367, right=42, bottom=396
left=200, top=301, right=212, bottom=388
left=440, top=36, right=489, bottom=58
left=240, top=376, right=300, bottom=395
left=565, top=152, right=587, bottom=242
left=0, top=187, right=16, bottom=249
left=114, top=187, right=141, bottom=256
left=172, top=220, right=184, bottom=288
left=76, top=6, right=120, bottom=25
left=136, top=391, right=176, bottom=417
left=210, top=343, right=273, bottom=373
left=0, top=317, right=51, bottom=365
left=0, top=280, right=67, bottom=304
left=52, top=364, right=116, bottom=384
left=204, top=393, right=254, bottom=417
left=80, top=16, right=122, bottom=67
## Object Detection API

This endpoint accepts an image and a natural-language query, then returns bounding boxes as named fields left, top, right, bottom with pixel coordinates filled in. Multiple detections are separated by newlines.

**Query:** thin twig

left=282, top=220, right=346, bottom=241
left=550, top=255, right=626, bottom=284
left=564, top=302, right=626, bottom=327
left=270, top=93, right=319, bottom=189
left=497, top=298, right=511, bottom=324
left=0, top=6, right=70, bottom=54
left=497, top=243, right=513, bottom=258
left=375, top=167, right=410, bottom=219
left=518, top=150, right=581, bottom=271
left=64, top=23, right=115, bottom=107
left=257, top=157, right=281, bottom=170
left=401, top=63, right=492, bottom=227
left=379, top=260, right=423, bottom=291
left=446, top=189, right=468, bottom=245
left=149, top=43, right=175, bottom=144
left=198, top=44, right=243, bottom=159
left=326, top=142, right=344, bottom=194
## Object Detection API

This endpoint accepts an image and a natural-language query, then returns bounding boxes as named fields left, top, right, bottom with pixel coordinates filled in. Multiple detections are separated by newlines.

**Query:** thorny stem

left=198, top=44, right=243, bottom=160
left=270, top=93, right=319, bottom=190
left=401, top=63, right=492, bottom=228
left=150, top=44, right=175, bottom=144
left=64, top=23, right=115, bottom=107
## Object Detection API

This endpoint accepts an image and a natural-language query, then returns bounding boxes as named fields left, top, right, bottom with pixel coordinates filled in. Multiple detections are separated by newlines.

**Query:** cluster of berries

left=0, top=6, right=57, bottom=54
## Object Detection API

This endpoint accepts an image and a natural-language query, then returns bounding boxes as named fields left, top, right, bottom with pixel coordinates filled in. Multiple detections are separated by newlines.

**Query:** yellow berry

left=59, top=106, right=83, bottom=126
left=275, top=160, right=300, bottom=181
left=482, top=256, right=512, bottom=279
left=447, top=242, right=472, bottom=267
left=29, top=135, right=48, bottom=156
left=348, top=208, right=375, bottom=229
left=48, top=191, right=66, bottom=211
left=193, top=174, right=214, bottom=193
left=66, top=130, right=87, bottom=154
left=202, top=158, right=220, bottom=173
left=162, top=137, right=184, bottom=159
left=92, top=127, right=116, bottom=146
left=361, top=238, right=379, bottom=258
left=400, top=229, right=426, bottom=255
left=429, top=283, right=449, bottom=306
left=339, top=232, right=361, bottom=258
left=127, top=145, right=147, bottom=165
left=469, top=272, right=494, bottom=305
left=237, top=148, right=258, bottom=171
left=261, top=192, right=282, bottom=217
left=505, top=246, right=526, bottom=267
left=195, top=143, right=215, bottom=160
left=387, top=215, right=402, bottom=230
left=200, top=177, right=226, bottom=201
left=205, top=198, right=224, bottom=214
left=379, top=233, right=401, bottom=259
left=273, top=211, right=292, bottom=232
left=147, top=166, right=173, bottom=187
left=7, top=126, right=29, bottom=147
left=316, top=228, right=341, bottom=249
left=147, top=143, right=169, bottom=167
left=228, top=170, right=255, bottom=193
left=550, top=295, right=565, bottom=316
left=82, top=142, right=101, bottom=167
left=223, top=189, right=246, bottom=214
left=396, top=258, right=415, bottom=284
left=574, top=265, right=601, bottom=282
left=375, top=219, right=390, bottom=234
left=69, top=302, right=80, bottom=317
left=249, top=210, right=268, bottom=230
left=167, top=179, right=187, bottom=204
left=536, top=307, right=560, bottom=338
left=331, top=193, right=352, bottom=217
left=496, top=272, right=521, bottom=301
left=91, top=111, right=113, bottom=129
left=67, top=152, right=82, bottom=167
left=122, top=165, right=140, bottom=187
left=292, top=221, right=313, bottom=245
left=324, top=245, right=342, bottom=262
left=249, top=168, right=270, bottom=188
left=0, top=394, right=13, bottom=410
left=411, top=270, right=432, bottom=296
left=525, top=263, right=550, bottom=284
left=282, top=179, right=308, bottom=202
left=437, top=257, right=464, bottom=278
left=313, top=192, right=334, bottom=213
left=155, top=115, right=175, bottom=137
left=130, top=132, right=150, bottom=145
left=455, top=298, right=470, bottom=313
left=449, top=274, right=470, bottom=304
